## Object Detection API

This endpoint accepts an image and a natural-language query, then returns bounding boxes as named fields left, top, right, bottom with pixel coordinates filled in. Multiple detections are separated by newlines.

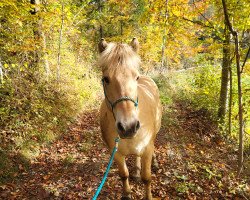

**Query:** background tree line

left=0, top=0, right=249, bottom=181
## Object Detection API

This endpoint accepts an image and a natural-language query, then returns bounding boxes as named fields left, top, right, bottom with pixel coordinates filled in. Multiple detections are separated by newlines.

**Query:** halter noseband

left=102, top=78, right=138, bottom=118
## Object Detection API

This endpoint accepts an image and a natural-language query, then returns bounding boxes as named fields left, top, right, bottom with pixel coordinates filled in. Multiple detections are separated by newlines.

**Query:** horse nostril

left=117, top=122, right=125, bottom=132
left=136, top=121, right=140, bottom=131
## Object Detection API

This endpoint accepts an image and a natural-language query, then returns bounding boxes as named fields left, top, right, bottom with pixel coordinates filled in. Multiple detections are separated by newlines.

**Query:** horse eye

left=136, top=76, right=140, bottom=81
left=103, top=77, right=110, bottom=84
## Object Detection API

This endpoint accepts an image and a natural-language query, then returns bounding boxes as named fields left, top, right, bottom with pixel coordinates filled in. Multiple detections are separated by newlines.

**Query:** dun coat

left=98, top=38, right=162, bottom=200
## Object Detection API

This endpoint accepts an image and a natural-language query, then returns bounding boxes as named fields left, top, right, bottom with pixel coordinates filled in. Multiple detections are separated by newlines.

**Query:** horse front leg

left=141, top=148, right=153, bottom=200
left=130, top=156, right=141, bottom=182
left=114, top=153, right=131, bottom=199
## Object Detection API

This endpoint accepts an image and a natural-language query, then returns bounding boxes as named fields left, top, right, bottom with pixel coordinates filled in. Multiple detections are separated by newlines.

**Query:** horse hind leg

left=130, top=156, right=141, bottom=182
left=131, top=154, right=157, bottom=181
left=152, top=152, right=159, bottom=171
left=114, top=154, right=132, bottom=199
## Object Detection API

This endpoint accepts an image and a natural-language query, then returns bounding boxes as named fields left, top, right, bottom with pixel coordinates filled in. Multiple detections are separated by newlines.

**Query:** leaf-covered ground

left=1, top=103, right=249, bottom=199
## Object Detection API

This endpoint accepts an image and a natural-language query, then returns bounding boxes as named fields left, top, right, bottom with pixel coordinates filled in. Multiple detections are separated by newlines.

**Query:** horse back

left=138, top=75, right=162, bottom=134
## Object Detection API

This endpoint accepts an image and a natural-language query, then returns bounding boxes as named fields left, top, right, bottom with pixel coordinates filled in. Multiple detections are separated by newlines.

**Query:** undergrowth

left=0, top=63, right=100, bottom=184
left=153, top=64, right=250, bottom=151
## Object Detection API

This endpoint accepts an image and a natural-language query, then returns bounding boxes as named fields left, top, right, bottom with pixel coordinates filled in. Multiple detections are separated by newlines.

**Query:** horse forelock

left=98, top=43, right=141, bottom=74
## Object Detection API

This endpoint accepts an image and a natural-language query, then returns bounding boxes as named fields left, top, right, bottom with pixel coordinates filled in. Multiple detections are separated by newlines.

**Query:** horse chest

left=118, top=131, right=152, bottom=156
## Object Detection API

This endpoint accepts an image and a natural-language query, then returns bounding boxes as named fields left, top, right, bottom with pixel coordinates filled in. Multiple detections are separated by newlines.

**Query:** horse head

left=98, top=38, right=141, bottom=139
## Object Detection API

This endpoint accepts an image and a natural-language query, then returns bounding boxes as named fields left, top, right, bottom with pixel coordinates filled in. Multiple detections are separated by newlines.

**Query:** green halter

left=102, top=78, right=138, bottom=118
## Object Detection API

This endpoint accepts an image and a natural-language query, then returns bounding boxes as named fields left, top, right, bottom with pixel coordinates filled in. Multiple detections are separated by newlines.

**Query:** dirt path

left=0, top=103, right=249, bottom=199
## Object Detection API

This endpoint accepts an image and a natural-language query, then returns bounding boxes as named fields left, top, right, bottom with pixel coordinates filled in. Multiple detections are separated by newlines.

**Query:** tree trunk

left=30, top=0, right=41, bottom=69
left=234, top=33, right=244, bottom=176
left=120, top=20, right=123, bottom=36
left=0, top=57, right=3, bottom=84
left=41, top=30, right=50, bottom=80
left=218, top=23, right=230, bottom=123
left=99, top=25, right=103, bottom=39
left=228, top=65, right=232, bottom=136
left=241, top=45, right=250, bottom=73
left=30, top=0, right=50, bottom=78
left=30, top=0, right=40, bottom=14
left=57, top=2, right=64, bottom=81
left=98, top=0, right=103, bottom=39
left=161, top=0, right=169, bottom=70
left=161, top=33, right=166, bottom=69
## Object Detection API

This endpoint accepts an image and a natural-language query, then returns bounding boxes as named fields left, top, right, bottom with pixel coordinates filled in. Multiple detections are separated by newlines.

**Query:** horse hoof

left=152, top=163, right=159, bottom=173
left=130, top=175, right=141, bottom=182
left=143, top=195, right=153, bottom=200
left=121, top=197, right=131, bottom=200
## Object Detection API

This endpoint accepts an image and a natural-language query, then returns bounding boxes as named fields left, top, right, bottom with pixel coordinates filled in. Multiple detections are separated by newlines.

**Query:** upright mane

left=99, top=43, right=141, bottom=73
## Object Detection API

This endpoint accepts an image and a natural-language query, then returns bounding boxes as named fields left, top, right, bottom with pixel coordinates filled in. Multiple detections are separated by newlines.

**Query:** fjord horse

left=98, top=38, right=162, bottom=200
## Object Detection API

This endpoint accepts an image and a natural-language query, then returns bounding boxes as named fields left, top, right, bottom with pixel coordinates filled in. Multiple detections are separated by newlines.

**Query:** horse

left=98, top=37, right=162, bottom=200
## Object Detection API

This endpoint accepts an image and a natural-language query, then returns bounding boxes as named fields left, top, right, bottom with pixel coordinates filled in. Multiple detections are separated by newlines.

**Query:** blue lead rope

left=92, top=137, right=120, bottom=200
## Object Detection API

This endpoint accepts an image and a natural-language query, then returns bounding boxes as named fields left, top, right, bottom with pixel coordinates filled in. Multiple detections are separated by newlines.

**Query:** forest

left=0, top=0, right=249, bottom=199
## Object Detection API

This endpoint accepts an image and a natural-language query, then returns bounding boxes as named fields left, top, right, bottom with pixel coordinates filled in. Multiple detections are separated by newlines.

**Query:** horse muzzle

left=116, top=120, right=140, bottom=139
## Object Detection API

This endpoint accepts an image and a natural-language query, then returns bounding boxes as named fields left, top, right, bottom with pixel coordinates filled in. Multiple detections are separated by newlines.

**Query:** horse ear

left=130, top=37, right=139, bottom=53
left=98, top=38, right=108, bottom=53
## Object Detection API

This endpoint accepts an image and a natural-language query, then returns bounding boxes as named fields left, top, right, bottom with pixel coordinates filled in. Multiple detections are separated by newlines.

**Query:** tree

left=218, top=22, right=230, bottom=123
left=0, top=57, right=3, bottom=84
left=30, top=0, right=41, bottom=69
left=221, top=0, right=244, bottom=175
left=57, top=1, right=65, bottom=81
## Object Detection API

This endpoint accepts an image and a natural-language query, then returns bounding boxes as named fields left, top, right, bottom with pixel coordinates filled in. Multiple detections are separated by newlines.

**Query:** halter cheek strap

left=102, top=78, right=138, bottom=118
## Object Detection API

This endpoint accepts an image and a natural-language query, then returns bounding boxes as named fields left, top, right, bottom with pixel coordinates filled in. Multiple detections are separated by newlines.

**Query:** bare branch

left=178, top=16, right=223, bottom=42
left=221, top=0, right=236, bottom=36
left=181, top=16, right=213, bottom=29
left=241, top=46, right=250, bottom=73
left=192, top=1, right=214, bottom=28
